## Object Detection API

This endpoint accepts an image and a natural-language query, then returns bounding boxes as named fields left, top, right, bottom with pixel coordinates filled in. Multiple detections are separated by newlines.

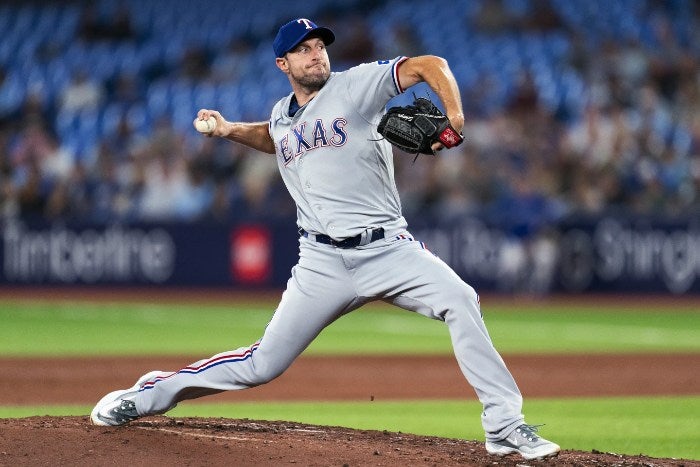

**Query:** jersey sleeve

left=268, top=94, right=291, bottom=153
left=342, top=56, right=409, bottom=121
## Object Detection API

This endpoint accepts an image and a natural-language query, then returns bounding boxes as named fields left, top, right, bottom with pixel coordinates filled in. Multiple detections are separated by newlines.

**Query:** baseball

left=195, top=116, right=217, bottom=134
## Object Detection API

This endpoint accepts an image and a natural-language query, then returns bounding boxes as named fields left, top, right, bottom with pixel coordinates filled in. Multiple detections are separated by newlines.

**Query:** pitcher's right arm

left=194, top=109, right=276, bottom=155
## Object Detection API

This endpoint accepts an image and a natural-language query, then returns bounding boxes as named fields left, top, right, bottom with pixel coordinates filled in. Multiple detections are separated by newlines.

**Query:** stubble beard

left=294, top=66, right=330, bottom=92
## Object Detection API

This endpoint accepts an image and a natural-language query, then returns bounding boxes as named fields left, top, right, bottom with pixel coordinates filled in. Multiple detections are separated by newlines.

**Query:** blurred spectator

left=7, top=122, right=73, bottom=219
left=522, top=0, right=564, bottom=32
left=673, top=68, right=700, bottom=127
left=375, top=24, right=422, bottom=59
left=109, top=73, right=141, bottom=106
left=83, top=142, right=127, bottom=222
left=44, top=162, right=88, bottom=220
left=110, top=4, right=137, bottom=41
left=561, top=103, right=620, bottom=169
left=0, top=128, right=18, bottom=218
left=173, top=157, right=215, bottom=221
left=507, top=71, right=539, bottom=115
left=0, top=65, right=22, bottom=123
left=689, top=117, right=700, bottom=200
left=10, top=122, right=73, bottom=184
left=103, top=114, right=138, bottom=161
left=181, top=47, right=211, bottom=81
left=471, top=0, right=518, bottom=33
left=12, top=88, right=54, bottom=133
left=77, top=4, right=102, bottom=42
left=136, top=119, right=189, bottom=221
left=60, top=70, right=104, bottom=113
left=431, top=147, right=481, bottom=222
left=323, top=14, right=376, bottom=65
left=211, top=37, right=254, bottom=83
left=228, top=149, right=288, bottom=220
left=78, top=3, right=136, bottom=42
left=647, top=12, right=686, bottom=100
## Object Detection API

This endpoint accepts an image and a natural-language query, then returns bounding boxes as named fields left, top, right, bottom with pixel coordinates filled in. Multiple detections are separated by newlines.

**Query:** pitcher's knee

left=245, top=361, right=287, bottom=386
left=448, top=282, right=479, bottom=306
left=442, top=284, right=482, bottom=320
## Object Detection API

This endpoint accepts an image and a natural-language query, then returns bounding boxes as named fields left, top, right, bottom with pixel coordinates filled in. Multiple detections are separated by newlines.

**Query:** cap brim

left=286, top=27, right=335, bottom=55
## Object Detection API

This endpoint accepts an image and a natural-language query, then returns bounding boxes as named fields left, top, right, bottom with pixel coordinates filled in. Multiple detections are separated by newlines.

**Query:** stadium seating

left=1, top=0, right=697, bottom=223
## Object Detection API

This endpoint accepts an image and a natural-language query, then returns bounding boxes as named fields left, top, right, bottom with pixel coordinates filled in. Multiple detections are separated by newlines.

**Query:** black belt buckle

left=337, top=227, right=384, bottom=248
left=369, top=227, right=385, bottom=243
left=299, top=227, right=384, bottom=248
left=335, top=236, right=358, bottom=248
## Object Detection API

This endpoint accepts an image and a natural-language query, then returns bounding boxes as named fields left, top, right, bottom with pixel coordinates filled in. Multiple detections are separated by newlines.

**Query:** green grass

left=484, top=307, right=700, bottom=353
left=0, top=299, right=698, bottom=356
left=2, top=396, right=698, bottom=460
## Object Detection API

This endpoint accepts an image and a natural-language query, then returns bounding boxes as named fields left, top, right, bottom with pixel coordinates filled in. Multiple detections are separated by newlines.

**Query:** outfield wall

left=1, top=216, right=699, bottom=294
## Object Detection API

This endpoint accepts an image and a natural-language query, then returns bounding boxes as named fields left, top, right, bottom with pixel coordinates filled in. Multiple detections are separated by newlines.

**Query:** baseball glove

left=377, top=97, right=464, bottom=156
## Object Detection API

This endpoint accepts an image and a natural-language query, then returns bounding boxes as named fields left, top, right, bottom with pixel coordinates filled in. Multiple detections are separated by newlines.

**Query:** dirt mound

left=1, top=416, right=696, bottom=467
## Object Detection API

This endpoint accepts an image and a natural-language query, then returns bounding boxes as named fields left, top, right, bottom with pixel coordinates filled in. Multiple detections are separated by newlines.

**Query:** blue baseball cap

left=273, top=18, right=335, bottom=58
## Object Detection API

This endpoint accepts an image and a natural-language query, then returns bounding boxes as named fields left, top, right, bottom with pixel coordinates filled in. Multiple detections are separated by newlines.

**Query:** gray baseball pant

left=134, top=235, right=524, bottom=440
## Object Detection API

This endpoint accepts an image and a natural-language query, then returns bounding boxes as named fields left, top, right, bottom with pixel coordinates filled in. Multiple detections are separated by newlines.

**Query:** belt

left=298, top=227, right=385, bottom=248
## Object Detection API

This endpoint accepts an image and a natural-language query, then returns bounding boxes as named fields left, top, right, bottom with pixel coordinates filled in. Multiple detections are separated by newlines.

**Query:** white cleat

left=485, top=424, right=561, bottom=460
left=90, top=370, right=164, bottom=426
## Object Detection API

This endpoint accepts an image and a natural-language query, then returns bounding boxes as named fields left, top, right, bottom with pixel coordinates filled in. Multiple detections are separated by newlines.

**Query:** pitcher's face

left=277, top=37, right=330, bottom=91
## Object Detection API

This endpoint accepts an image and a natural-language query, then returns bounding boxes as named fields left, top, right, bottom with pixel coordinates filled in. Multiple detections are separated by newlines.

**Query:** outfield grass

left=2, top=396, right=698, bottom=460
left=0, top=299, right=698, bottom=356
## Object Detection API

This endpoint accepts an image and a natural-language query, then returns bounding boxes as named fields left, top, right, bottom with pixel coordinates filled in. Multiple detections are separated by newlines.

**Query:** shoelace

left=110, top=399, right=138, bottom=423
left=516, top=424, right=544, bottom=442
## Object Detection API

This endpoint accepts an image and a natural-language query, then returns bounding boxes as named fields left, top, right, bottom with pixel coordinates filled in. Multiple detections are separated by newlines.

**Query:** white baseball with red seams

left=194, top=116, right=217, bottom=133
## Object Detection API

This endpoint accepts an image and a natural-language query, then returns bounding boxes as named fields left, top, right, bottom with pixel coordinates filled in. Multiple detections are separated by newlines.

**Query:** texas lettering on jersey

left=278, top=117, right=348, bottom=164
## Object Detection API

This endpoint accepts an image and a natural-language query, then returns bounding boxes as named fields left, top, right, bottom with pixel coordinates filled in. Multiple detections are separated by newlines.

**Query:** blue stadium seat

left=99, top=103, right=125, bottom=137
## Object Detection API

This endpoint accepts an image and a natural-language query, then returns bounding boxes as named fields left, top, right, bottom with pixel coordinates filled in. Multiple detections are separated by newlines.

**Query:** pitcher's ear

left=276, top=57, right=288, bottom=72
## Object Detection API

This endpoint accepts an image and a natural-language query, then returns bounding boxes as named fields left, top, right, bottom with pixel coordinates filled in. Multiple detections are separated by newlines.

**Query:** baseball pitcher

left=91, top=18, right=560, bottom=461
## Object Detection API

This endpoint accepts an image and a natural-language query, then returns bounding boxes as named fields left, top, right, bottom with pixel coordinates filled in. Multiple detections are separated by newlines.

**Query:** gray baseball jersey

left=132, top=57, right=526, bottom=441
left=269, top=57, right=407, bottom=240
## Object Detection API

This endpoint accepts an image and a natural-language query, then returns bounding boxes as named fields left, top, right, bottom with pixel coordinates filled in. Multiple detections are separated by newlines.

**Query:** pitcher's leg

left=359, top=241, right=524, bottom=439
left=136, top=327, right=303, bottom=415
left=136, top=246, right=359, bottom=415
left=392, top=284, right=523, bottom=438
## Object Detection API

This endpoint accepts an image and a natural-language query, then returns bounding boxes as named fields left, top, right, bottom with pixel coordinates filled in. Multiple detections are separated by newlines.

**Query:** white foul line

left=136, top=426, right=261, bottom=442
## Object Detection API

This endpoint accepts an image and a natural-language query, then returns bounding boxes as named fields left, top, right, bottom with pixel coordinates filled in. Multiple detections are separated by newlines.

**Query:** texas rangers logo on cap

left=297, top=18, right=314, bottom=29
left=273, top=18, right=335, bottom=58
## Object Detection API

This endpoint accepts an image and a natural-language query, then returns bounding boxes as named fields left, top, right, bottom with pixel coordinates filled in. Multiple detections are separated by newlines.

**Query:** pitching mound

left=1, top=416, right=696, bottom=467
